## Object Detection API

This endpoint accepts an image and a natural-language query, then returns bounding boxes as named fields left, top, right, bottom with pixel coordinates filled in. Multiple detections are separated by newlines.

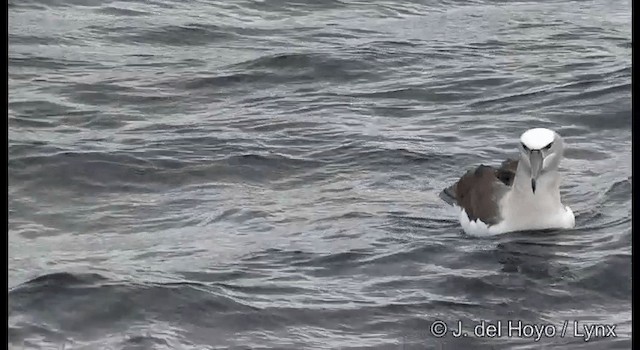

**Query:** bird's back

left=439, top=159, right=519, bottom=225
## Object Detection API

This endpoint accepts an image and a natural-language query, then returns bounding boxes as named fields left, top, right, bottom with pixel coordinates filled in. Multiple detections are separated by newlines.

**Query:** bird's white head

left=519, top=128, right=564, bottom=193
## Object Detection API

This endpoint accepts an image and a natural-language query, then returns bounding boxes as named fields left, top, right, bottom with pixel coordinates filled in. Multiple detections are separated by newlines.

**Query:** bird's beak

left=529, top=150, right=543, bottom=194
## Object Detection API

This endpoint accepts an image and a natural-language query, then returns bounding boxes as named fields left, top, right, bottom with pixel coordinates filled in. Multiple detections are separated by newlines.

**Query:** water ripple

left=9, top=0, right=631, bottom=348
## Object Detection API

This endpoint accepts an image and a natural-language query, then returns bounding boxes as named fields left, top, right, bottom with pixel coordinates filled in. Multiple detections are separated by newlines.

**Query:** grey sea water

left=8, top=0, right=631, bottom=349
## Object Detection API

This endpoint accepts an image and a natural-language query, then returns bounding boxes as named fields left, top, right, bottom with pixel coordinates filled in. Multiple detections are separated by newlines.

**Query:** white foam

left=520, top=128, right=556, bottom=150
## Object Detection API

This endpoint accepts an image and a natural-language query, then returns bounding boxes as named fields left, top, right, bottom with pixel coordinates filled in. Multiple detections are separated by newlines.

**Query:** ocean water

left=8, top=0, right=631, bottom=349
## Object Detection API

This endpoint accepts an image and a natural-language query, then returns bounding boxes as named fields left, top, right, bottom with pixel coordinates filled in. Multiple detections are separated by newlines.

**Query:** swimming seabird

left=440, top=128, right=575, bottom=236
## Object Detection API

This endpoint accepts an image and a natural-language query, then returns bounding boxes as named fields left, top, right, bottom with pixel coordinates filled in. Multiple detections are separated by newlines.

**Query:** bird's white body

left=457, top=188, right=575, bottom=237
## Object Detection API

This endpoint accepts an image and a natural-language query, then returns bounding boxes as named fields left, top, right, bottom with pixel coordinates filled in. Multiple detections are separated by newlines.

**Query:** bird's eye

left=521, top=142, right=529, bottom=151
left=543, top=142, right=553, bottom=150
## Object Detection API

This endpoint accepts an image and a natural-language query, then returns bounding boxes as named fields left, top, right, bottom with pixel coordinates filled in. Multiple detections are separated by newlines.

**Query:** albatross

left=440, top=127, right=575, bottom=236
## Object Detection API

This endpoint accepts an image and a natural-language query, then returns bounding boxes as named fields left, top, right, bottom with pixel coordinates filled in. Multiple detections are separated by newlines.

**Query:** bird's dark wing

left=439, top=159, right=518, bottom=225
